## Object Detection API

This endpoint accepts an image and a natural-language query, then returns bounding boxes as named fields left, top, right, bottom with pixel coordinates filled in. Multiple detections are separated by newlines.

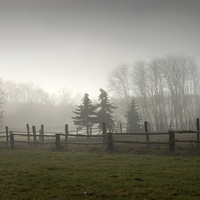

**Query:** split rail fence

left=1, top=120, right=200, bottom=152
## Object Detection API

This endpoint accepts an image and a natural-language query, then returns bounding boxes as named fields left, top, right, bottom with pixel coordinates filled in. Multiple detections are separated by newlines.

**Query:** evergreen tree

left=126, top=98, right=143, bottom=132
left=72, top=93, right=97, bottom=134
left=96, top=88, right=117, bottom=132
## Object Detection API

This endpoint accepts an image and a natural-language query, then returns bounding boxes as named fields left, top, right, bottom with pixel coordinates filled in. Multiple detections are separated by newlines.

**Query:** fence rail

left=1, top=121, right=200, bottom=152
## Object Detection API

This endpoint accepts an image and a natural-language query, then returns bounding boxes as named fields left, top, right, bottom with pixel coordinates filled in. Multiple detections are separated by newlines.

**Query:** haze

left=0, top=0, right=200, bottom=98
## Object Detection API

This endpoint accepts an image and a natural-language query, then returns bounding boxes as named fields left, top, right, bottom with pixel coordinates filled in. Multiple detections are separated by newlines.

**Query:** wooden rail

left=1, top=121, right=200, bottom=152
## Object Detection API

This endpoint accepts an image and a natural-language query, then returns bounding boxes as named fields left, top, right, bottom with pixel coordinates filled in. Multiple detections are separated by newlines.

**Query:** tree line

left=1, top=53, right=198, bottom=132
left=0, top=79, right=142, bottom=133
left=0, top=81, right=81, bottom=128
left=108, top=53, right=200, bottom=131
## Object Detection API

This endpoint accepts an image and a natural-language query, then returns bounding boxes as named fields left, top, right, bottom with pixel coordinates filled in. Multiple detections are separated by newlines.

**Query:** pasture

left=0, top=150, right=200, bottom=199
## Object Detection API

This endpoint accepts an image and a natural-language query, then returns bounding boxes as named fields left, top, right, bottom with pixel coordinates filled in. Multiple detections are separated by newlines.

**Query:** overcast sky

left=0, top=0, right=200, bottom=98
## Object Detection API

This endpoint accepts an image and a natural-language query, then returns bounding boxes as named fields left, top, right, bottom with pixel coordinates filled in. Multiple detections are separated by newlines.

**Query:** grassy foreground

left=0, top=150, right=200, bottom=199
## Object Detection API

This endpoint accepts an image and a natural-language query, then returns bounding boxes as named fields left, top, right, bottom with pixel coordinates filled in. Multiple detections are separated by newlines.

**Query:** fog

left=0, top=0, right=200, bottom=130
left=1, top=0, right=200, bottom=97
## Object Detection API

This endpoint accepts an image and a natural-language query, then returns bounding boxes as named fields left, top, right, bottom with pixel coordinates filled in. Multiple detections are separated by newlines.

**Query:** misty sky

left=0, top=0, right=200, bottom=98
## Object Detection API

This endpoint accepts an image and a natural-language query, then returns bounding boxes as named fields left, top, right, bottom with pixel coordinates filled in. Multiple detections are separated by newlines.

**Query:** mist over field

left=1, top=3, right=200, bottom=200
left=0, top=0, right=200, bottom=132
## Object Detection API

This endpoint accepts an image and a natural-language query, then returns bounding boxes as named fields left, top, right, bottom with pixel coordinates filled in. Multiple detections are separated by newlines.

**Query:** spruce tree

left=96, top=88, right=117, bottom=132
left=72, top=93, right=97, bottom=134
left=126, top=98, right=143, bottom=132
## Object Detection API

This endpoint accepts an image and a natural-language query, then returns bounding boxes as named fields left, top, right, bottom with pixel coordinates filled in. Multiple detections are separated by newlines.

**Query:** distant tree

left=4, top=81, right=50, bottom=104
left=130, top=54, right=200, bottom=131
left=72, top=93, right=97, bottom=134
left=0, top=78, right=6, bottom=124
left=96, top=88, right=117, bottom=132
left=107, top=63, right=131, bottom=115
left=126, top=98, right=143, bottom=132
left=3, top=80, right=78, bottom=128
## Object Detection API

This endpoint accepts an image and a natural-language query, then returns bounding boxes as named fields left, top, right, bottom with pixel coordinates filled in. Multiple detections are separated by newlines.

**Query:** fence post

left=32, top=126, right=36, bottom=146
left=86, top=125, right=89, bottom=135
left=102, top=123, right=106, bottom=146
left=144, top=121, right=150, bottom=148
left=5, top=126, right=9, bottom=147
left=65, top=124, right=68, bottom=144
left=27, top=124, right=30, bottom=144
left=107, top=132, right=113, bottom=152
left=55, top=134, right=60, bottom=151
left=196, top=118, right=199, bottom=148
left=10, top=131, right=14, bottom=149
left=126, top=123, right=129, bottom=133
left=41, top=124, right=44, bottom=143
left=90, top=127, right=92, bottom=135
left=169, top=130, right=175, bottom=152
left=120, top=123, right=122, bottom=133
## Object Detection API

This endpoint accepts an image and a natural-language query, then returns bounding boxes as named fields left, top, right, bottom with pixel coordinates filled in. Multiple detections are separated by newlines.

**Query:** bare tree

left=4, top=81, right=50, bottom=104
left=107, top=63, right=131, bottom=117
left=161, top=54, right=199, bottom=129
left=110, top=54, right=200, bottom=131
left=59, top=88, right=74, bottom=106
left=132, top=55, right=200, bottom=131
left=146, top=58, right=168, bottom=130
left=131, top=60, right=152, bottom=128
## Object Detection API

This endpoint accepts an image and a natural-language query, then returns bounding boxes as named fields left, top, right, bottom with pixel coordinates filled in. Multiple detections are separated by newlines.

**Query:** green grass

left=0, top=150, right=200, bottom=199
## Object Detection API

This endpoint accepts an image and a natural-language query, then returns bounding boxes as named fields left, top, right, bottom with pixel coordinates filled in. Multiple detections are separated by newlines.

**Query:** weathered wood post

left=126, top=123, right=129, bottom=133
left=102, top=123, right=106, bottom=147
left=86, top=125, right=89, bottom=135
left=65, top=124, right=68, bottom=144
left=5, top=126, right=9, bottom=147
left=189, top=119, right=192, bottom=129
left=32, top=126, right=36, bottom=146
left=120, top=123, right=123, bottom=133
left=169, top=130, right=175, bottom=152
left=27, top=124, right=30, bottom=144
left=144, top=121, right=150, bottom=148
left=39, top=130, right=42, bottom=143
left=41, top=124, right=44, bottom=143
left=10, top=131, right=14, bottom=149
left=196, top=118, right=199, bottom=148
left=107, top=132, right=113, bottom=152
left=55, top=134, right=60, bottom=151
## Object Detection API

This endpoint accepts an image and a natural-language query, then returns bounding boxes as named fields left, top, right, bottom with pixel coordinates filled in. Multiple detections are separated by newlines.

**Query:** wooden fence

left=1, top=121, right=200, bottom=152
left=0, top=123, right=106, bottom=151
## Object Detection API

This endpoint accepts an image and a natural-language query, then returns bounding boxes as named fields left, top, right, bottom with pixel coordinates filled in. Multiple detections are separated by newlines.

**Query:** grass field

left=0, top=149, right=200, bottom=200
